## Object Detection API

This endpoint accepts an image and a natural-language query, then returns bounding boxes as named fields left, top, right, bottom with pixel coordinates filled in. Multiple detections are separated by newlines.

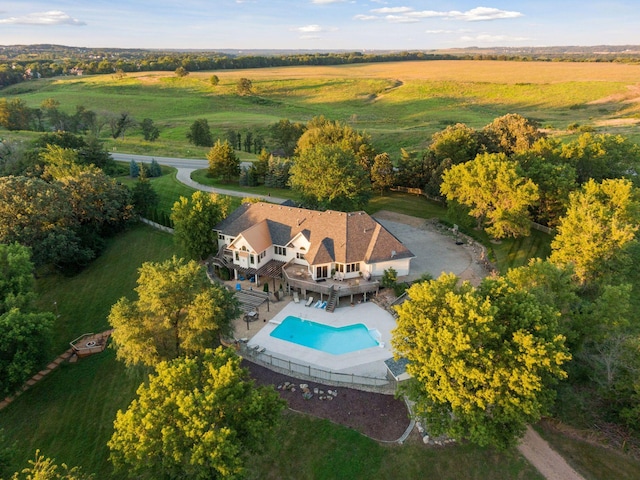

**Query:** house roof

left=214, top=202, right=414, bottom=265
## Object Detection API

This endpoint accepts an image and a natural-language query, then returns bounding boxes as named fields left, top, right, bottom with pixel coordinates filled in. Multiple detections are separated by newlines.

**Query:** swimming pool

left=270, top=316, right=379, bottom=355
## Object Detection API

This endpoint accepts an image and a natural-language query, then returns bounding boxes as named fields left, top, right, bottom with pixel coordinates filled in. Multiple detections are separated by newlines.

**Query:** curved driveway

left=111, top=152, right=288, bottom=204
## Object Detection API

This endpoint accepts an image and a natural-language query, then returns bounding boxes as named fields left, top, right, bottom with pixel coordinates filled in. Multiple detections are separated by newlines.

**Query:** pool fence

left=241, top=344, right=395, bottom=394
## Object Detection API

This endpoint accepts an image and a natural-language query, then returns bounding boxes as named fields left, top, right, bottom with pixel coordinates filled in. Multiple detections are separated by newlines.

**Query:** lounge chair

left=305, top=296, right=314, bottom=307
left=314, top=300, right=322, bottom=308
left=293, top=291, right=300, bottom=303
left=320, top=301, right=327, bottom=309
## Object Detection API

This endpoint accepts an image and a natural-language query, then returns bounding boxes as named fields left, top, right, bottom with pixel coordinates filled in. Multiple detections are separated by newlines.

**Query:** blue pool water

left=270, top=316, right=379, bottom=355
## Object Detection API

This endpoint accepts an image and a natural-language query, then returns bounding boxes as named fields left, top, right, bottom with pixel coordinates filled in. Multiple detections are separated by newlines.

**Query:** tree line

left=3, top=43, right=639, bottom=88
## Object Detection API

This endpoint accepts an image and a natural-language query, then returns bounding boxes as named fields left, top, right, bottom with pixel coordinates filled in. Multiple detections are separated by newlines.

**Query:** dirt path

left=518, top=426, right=585, bottom=480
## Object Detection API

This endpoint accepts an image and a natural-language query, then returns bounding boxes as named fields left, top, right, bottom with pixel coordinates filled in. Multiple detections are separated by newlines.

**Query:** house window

left=296, top=252, right=305, bottom=260
left=235, top=252, right=239, bottom=261
left=274, top=246, right=286, bottom=256
left=336, top=263, right=344, bottom=273
left=218, top=233, right=224, bottom=240
left=258, top=251, right=266, bottom=262
left=346, top=262, right=360, bottom=273
left=250, top=255, right=254, bottom=265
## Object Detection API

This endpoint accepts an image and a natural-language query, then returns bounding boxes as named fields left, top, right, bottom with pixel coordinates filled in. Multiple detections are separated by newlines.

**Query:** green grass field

left=3, top=60, right=640, bottom=156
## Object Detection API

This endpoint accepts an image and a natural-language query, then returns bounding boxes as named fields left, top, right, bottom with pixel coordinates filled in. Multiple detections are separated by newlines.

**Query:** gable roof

left=214, top=202, right=414, bottom=265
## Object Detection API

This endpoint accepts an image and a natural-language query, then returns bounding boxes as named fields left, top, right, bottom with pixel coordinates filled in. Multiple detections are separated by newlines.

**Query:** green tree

left=171, top=191, right=231, bottom=260
left=108, top=257, right=240, bottom=367
left=429, top=123, right=481, bottom=165
left=131, top=169, right=158, bottom=216
left=236, top=77, right=253, bottom=95
left=289, top=143, right=372, bottom=211
left=140, top=118, right=160, bottom=141
left=295, top=116, right=375, bottom=173
left=78, top=135, right=116, bottom=174
left=0, top=176, right=91, bottom=268
left=207, top=139, right=240, bottom=182
left=0, top=243, right=36, bottom=315
left=370, top=152, right=395, bottom=194
left=10, top=450, right=93, bottom=480
left=440, top=152, right=539, bottom=238
left=108, top=348, right=285, bottom=480
left=482, top=113, right=545, bottom=155
left=175, top=66, right=189, bottom=77
left=187, top=119, right=213, bottom=147
left=0, top=98, right=32, bottom=131
left=560, top=133, right=640, bottom=185
left=0, top=309, right=54, bottom=397
left=268, top=119, right=306, bottom=157
left=109, top=112, right=136, bottom=140
left=210, top=74, right=219, bottom=86
left=550, top=178, right=640, bottom=286
left=392, top=273, right=570, bottom=449
left=129, top=159, right=139, bottom=178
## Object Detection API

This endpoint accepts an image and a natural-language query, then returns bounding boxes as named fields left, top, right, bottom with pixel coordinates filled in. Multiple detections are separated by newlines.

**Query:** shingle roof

left=214, top=202, right=414, bottom=265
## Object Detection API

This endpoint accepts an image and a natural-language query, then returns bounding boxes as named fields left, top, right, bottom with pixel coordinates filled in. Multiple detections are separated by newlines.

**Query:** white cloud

left=356, top=6, right=523, bottom=24
left=453, top=7, right=523, bottom=22
left=295, top=24, right=323, bottom=33
left=371, top=7, right=413, bottom=14
left=0, top=10, right=86, bottom=26
left=459, top=33, right=529, bottom=42
left=354, top=14, right=377, bottom=21
left=385, top=15, right=419, bottom=23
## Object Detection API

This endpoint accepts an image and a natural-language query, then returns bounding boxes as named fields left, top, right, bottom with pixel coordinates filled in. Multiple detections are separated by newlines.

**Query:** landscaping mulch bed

left=244, top=361, right=412, bottom=442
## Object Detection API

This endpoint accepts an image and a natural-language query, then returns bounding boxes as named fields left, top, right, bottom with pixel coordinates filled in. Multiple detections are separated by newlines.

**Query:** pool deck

left=243, top=300, right=396, bottom=378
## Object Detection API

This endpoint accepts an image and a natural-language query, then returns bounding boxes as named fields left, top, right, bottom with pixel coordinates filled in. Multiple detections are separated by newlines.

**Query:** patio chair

left=305, top=296, right=314, bottom=307
left=293, top=291, right=300, bottom=303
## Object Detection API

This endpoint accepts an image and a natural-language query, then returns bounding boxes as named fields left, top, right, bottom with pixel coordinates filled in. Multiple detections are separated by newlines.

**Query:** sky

left=0, top=1, right=638, bottom=51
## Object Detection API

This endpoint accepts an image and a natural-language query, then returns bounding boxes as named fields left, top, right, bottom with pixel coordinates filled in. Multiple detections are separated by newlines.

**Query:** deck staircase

left=325, top=286, right=338, bottom=313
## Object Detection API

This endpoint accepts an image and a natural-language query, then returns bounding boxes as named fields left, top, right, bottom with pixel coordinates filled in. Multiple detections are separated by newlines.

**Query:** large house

left=212, top=203, right=414, bottom=307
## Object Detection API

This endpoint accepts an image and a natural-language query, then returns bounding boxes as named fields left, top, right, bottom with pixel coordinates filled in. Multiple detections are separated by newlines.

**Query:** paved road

left=112, top=152, right=288, bottom=204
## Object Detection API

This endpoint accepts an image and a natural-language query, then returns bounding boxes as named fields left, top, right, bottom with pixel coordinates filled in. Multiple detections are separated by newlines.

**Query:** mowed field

left=3, top=60, right=640, bottom=156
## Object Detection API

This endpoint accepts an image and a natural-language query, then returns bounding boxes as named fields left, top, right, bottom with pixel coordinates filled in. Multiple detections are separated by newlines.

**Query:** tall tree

left=560, top=133, right=640, bottom=185
left=0, top=309, right=54, bottom=397
left=440, top=152, right=539, bottom=238
left=140, top=118, right=160, bottom=141
left=482, top=113, right=544, bottom=155
left=236, top=77, right=253, bottom=95
left=289, top=143, right=372, bottom=211
left=0, top=176, right=91, bottom=268
left=108, top=257, right=240, bottom=367
left=550, top=178, right=640, bottom=286
left=207, top=139, right=240, bottom=182
left=131, top=169, right=158, bottom=216
left=108, top=348, right=285, bottom=480
left=171, top=191, right=231, bottom=260
left=268, top=119, right=306, bottom=157
left=295, top=116, right=375, bottom=173
left=187, top=119, right=213, bottom=147
left=0, top=243, right=35, bottom=315
left=392, top=273, right=570, bottom=449
left=429, top=123, right=481, bottom=165
left=370, top=152, right=395, bottom=194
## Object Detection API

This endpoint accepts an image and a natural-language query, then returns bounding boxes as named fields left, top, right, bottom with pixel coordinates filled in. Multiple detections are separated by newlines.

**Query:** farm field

left=3, top=60, right=640, bottom=157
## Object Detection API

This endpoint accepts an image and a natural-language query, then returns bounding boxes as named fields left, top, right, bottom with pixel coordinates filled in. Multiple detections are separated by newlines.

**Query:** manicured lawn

left=246, top=412, right=543, bottom=480
left=35, top=224, right=176, bottom=352
left=2, top=224, right=175, bottom=476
